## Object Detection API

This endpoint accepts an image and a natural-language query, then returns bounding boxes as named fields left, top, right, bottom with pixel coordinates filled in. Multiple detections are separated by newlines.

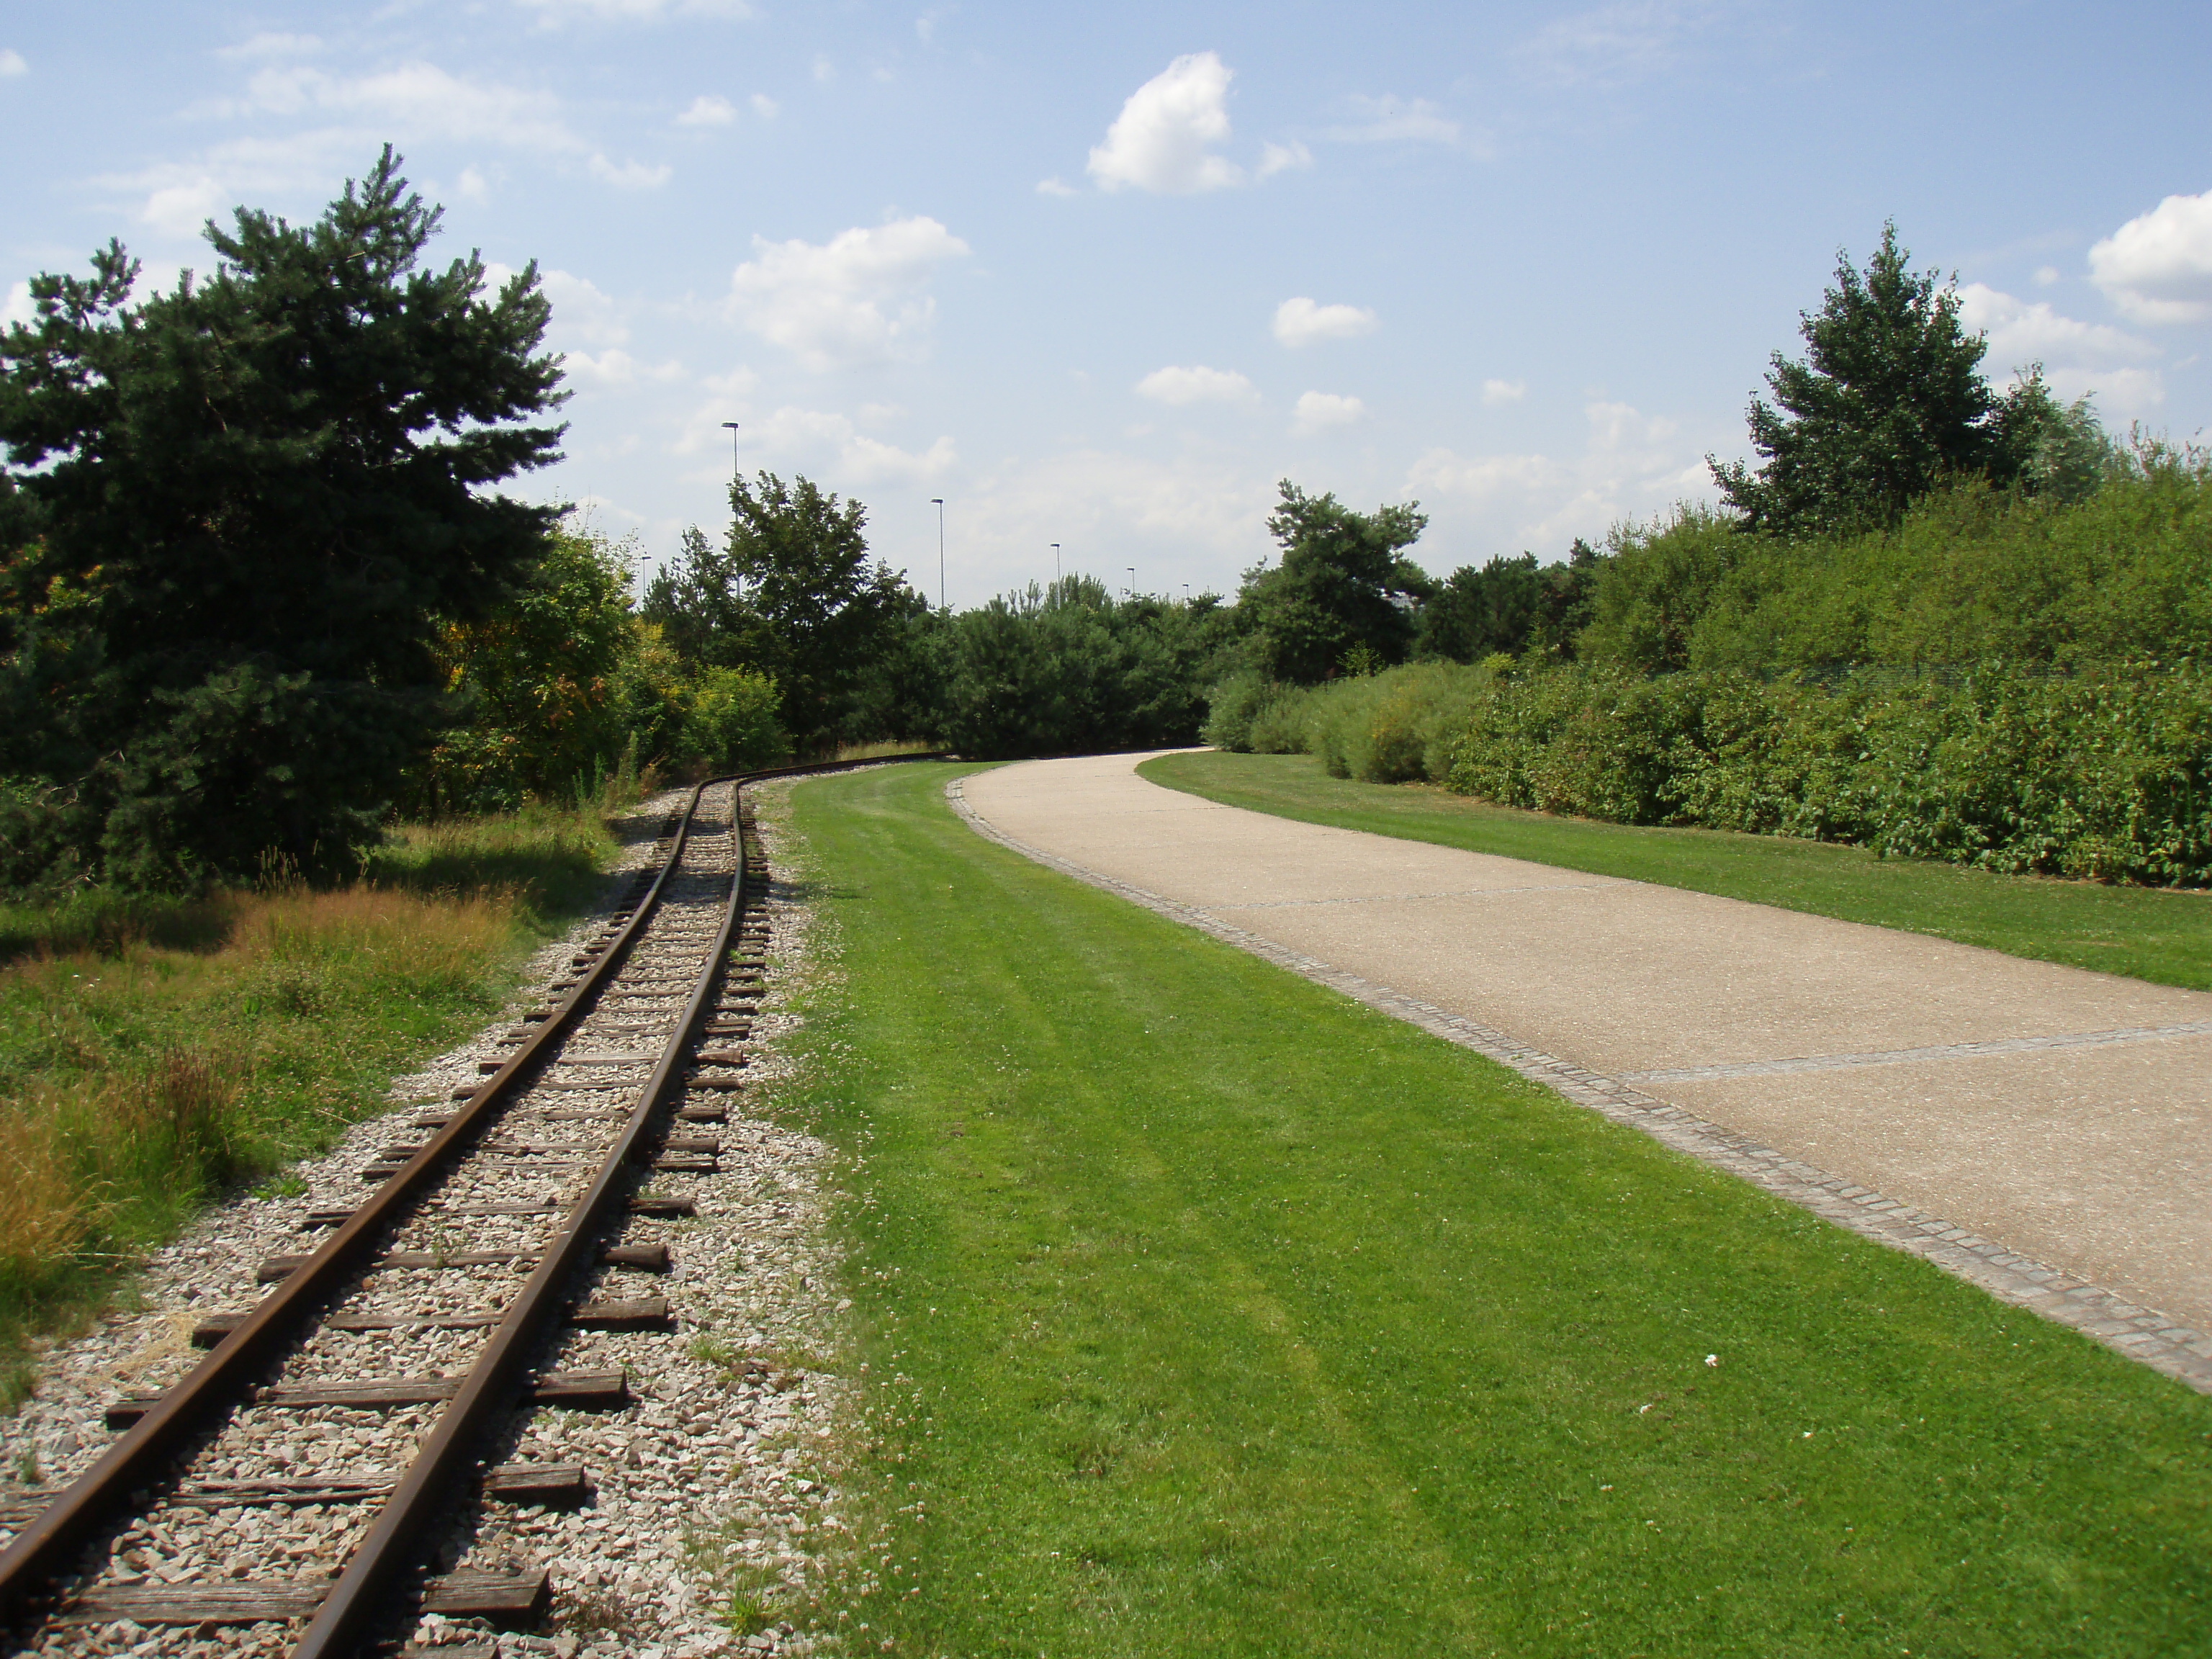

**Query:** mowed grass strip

left=1140, top=750, right=2212, bottom=992
left=781, top=762, right=2210, bottom=1658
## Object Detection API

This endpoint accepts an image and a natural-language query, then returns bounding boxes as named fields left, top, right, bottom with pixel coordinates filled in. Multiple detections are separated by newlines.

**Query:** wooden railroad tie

left=54, top=1567, right=550, bottom=1629
left=107, top=1370, right=629, bottom=1431
left=189, top=1296, right=671, bottom=1348
left=255, top=1242, right=667, bottom=1284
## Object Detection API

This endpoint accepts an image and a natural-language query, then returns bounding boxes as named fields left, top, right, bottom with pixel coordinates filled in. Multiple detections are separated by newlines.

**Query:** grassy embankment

left=1139, top=750, right=2212, bottom=992
left=0, top=803, right=625, bottom=1406
left=759, top=762, right=2209, bottom=1658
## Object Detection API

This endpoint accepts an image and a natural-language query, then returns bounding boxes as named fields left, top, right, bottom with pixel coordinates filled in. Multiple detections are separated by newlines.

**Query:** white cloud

left=750, top=93, right=778, bottom=120
left=3, top=282, right=34, bottom=328
left=1087, top=53, right=1243, bottom=194
left=1328, top=94, right=1460, bottom=145
left=1292, top=391, right=1364, bottom=434
left=1516, top=1, right=1725, bottom=90
left=1272, top=297, right=1377, bottom=347
left=1481, top=378, right=1527, bottom=405
left=516, top=0, right=755, bottom=22
left=1035, top=176, right=1077, bottom=197
left=813, top=55, right=835, bottom=83
left=456, top=166, right=490, bottom=202
left=562, top=349, right=685, bottom=388
left=1406, top=449, right=1560, bottom=499
left=1, top=48, right=30, bottom=78
left=1135, top=364, right=1259, bottom=406
left=539, top=269, right=631, bottom=349
left=752, top=405, right=956, bottom=485
left=96, top=131, right=365, bottom=236
left=675, top=94, right=736, bottom=127
left=1256, top=140, right=1313, bottom=179
left=589, top=154, right=673, bottom=188
left=215, top=33, right=320, bottom=60
left=1957, top=282, right=2164, bottom=415
left=729, top=216, right=971, bottom=370
left=2089, top=191, right=2212, bottom=324
left=220, top=60, right=578, bottom=152
left=1406, top=399, right=1714, bottom=557
left=2034, top=266, right=2059, bottom=287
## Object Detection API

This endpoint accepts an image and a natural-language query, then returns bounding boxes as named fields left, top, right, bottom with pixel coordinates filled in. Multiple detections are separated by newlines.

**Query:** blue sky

left=5, top=2, right=2209, bottom=606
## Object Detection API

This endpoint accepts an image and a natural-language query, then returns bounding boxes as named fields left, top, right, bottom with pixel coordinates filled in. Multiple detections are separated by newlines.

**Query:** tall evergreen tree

left=0, top=148, right=565, bottom=889
left=1711, top=223, right=2033, bottom=537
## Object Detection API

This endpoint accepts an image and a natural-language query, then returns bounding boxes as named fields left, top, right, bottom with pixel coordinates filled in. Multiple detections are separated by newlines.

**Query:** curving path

left=958, top=751, right=2212, bottom=1389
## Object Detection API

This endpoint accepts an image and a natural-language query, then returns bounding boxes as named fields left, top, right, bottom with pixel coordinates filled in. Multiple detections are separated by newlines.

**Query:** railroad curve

left=0, top=758, right=920, bottom=1655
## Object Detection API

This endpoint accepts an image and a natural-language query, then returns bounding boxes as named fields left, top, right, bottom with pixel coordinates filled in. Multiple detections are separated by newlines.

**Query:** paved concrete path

left=957, top=752, right=2212, bottom=1385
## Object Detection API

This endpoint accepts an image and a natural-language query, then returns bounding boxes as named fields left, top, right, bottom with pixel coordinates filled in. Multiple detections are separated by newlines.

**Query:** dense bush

left=1447, top=662, right=2212, bottom=885
left=1579, top=448, right=2212, bottom=678
left=932, top=579, right=1236, bottom=760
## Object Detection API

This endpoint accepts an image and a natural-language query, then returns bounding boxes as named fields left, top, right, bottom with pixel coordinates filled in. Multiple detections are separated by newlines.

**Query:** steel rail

left=296, top=755, right=922, bottom=1655
left=0, top=752, right=941, bottom=1642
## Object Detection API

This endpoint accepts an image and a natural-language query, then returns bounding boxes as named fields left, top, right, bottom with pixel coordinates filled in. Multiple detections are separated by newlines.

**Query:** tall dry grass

left=0, top=880, right=528, bottom=1386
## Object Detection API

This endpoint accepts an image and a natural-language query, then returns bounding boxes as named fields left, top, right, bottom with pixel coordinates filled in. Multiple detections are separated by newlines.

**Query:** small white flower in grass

left=1705, top=1354, right=1719, bottom=1367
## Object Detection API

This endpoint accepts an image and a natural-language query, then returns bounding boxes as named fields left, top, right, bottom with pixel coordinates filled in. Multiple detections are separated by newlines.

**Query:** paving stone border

left=945, top=777, right=2212, bottom=1397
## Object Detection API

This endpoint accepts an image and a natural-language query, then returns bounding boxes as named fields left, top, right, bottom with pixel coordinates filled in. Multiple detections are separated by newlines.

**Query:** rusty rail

left=0, top=754, right=944, bottom=1649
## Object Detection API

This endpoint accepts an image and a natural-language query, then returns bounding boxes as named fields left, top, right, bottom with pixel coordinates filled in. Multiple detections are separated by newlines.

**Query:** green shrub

left=1444, top=662, right=2212, bottom=886
left=676, top=665, right=791, bottom=773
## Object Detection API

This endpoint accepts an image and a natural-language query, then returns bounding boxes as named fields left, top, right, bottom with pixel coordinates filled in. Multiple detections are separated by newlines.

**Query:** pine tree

left=1711, top=223, right=2022, bottom=537
left=0, top=148, right=565, bottom=888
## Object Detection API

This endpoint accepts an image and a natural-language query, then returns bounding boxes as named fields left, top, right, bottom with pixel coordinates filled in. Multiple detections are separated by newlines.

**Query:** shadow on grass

left=0, top=891, right=235, bottom=968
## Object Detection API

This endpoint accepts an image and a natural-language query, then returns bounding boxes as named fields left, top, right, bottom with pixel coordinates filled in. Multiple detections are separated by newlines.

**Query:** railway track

left=0, top=759, right=914, bottom=1656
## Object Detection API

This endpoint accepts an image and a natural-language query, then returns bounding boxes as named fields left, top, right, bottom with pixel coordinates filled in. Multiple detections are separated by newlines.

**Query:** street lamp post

left=719, top=422, right=740, bottom=488
left=1051, top=544, right=1061, bottom=589
left=1126, top=566, right=1136, bottom=600
left=931, top=498, right=946, bottom=611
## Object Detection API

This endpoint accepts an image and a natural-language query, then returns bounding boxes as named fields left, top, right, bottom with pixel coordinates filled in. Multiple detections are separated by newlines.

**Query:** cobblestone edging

left=945, top=778, right=2212, bottom=1397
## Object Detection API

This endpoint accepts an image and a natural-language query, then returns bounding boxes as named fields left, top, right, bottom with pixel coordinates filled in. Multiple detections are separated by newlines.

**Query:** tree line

left=3, top=160, right=2181, bottom=895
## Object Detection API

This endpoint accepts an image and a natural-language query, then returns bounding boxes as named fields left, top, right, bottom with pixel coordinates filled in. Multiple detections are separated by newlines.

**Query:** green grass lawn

left=1138, top=750, right=2212, bottom=993
left=773, top=762, right=2211, bottom=1659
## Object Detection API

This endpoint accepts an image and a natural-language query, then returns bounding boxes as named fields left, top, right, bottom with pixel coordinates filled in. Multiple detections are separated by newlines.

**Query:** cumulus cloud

left=1957, top=282, right=2164, bottom=415
left=1256, top=140, right=1313, bottom=179
left=1407, top=399, right=1713, bottom=556
left=3, top=282, right=33, bottom=328
left=1087, top=53, right=1244, bottom=194
left=1, top=48, right=30, bottom=77
left=562, top=349, right=685, bottom=388
left=215, top=33, right=320, bottom=60
left=1136, top=364, right=1259, bottom=406
left=1292, top=391, right=1364, bottom=434
left=589, top=154, right=672, bottom=188
left=96, top=131, right=366, bottom=236
left=1035, top=176, right=1077, bottom=197
left=536, top=269, right=631, bottom=349
left=1328, top=94, right=1460, bottom=145
left=729, top=216, right=971, bottom=370
left=675, top=94, right=736, bottom=127
left=212, top=60, right=579, bottom=151
left=1272, top=297, right=1377, bottom=347
left=750, top=93, right=778, bottom=120
left=2089, top=191, right=2212, bottom=324
left=1481, top=378, right=1527, bottom=405
left=750, top=405, right=956, bottom=485
left=455, top=166, right=490, bottom=201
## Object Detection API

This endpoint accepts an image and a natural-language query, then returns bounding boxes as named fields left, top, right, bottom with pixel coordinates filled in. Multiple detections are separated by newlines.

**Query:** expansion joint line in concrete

left=943, top=778, right=2212, bottom=1396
